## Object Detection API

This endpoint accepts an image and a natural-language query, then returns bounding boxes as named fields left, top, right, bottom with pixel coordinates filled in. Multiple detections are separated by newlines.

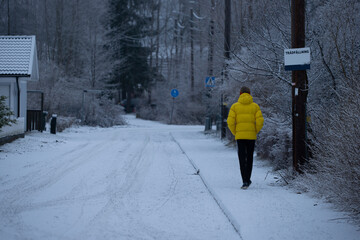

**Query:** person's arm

left=227, top=105, right=236, bottom=136
left=255, top=106, right=264, bottom=134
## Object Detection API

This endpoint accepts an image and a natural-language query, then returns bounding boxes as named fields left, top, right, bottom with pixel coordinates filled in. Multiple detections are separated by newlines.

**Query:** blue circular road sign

left=171, top=89, right=179, bottom=98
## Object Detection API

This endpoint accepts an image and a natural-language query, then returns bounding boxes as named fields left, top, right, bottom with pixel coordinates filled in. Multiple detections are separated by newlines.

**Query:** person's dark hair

left=240, top=86, right=251, bottom=94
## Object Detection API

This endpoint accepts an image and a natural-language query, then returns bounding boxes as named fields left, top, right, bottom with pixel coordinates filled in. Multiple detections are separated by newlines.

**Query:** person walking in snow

left=227, top=86, right=264, bottom=189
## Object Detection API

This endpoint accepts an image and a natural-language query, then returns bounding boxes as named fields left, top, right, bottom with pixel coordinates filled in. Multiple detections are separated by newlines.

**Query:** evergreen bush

left=0, top=96, right=16, bottom=129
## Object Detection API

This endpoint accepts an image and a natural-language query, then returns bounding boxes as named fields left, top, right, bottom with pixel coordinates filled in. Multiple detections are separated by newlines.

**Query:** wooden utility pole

left=207, top=0, right=215, bottom=76
left=224, top=0, right=231, bottom=60
left=206, top=0, right=215, bottom=121
left=291, top=0, right=308, bottom=172
left=221, top=0, right=231, bottom=139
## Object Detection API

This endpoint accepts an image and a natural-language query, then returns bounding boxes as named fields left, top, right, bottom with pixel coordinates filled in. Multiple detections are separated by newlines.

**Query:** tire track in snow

left=2, top=141, right=105, bottom=203
left=81, top=132, right=191, bottom=240
left=84, top=135, right=151, bottom=225
left=81, top=134, right=175, bottom=239
left=0, top=137, right=119, bottom=236
left=140, top=134, right=179, bottom=214
left=170, top=132, right=244, bottom=240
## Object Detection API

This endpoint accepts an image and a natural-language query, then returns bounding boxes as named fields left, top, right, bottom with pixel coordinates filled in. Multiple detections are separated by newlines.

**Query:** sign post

left=170, top=89, right=179, bottom=124
left=205, top=76, right=216, bottom=87
left=284, top=47, right=310, bottom=71
left=204, top=77, right=216, bottom=131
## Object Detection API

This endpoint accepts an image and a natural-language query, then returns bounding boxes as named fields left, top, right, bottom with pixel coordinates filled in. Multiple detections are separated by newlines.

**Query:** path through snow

left=0, top=116, right=239, bottom=240
left=0, top=115, right=358, bottom=240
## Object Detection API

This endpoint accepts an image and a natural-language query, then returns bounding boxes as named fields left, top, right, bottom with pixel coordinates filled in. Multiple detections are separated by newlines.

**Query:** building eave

left=0, top=74, right=31, bottom=78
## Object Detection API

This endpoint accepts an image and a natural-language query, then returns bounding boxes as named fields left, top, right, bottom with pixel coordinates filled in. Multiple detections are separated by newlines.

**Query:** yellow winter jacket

left=227, top=93, right=264, bottom=140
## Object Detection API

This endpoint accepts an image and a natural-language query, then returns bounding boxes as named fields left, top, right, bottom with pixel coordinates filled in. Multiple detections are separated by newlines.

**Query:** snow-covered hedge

left=56, top=116, right=80, bottom=132
left=82, top=95, right=126, bottom=127
left=0, top=117, right=25, bottom=141
left=136, top=94, right=206, bottom=125
left=256, top=116, right=292, bottom=171
left=306, top=88, right=360, bottom=216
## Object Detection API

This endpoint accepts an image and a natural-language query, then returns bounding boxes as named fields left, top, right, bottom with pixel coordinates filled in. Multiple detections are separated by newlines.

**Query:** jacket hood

left=238, top=93, right=253, bottom=105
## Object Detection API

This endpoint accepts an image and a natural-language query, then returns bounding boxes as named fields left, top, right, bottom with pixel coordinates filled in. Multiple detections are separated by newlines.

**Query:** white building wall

left=0, top=77, right=28, bottom=131
left=0, top=77, right=16, bottom=112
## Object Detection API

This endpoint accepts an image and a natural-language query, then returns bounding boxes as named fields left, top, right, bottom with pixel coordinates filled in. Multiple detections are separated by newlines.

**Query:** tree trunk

left=190, top=8, right=194, bottom=91
left=55, top=0, right=64, bottom=65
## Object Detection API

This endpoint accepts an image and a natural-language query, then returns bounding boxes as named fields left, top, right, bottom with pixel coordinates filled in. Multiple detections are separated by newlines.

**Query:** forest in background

left=0, top=0, right=359, bottom=221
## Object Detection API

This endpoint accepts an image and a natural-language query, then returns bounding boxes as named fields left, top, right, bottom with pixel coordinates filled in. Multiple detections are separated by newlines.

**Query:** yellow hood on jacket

left=227, top=93, right=264, bottom=140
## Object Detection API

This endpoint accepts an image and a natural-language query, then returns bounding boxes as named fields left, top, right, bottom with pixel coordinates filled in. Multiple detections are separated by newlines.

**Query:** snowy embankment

left=0, top=117, right=25, bottom=139
left=0, top=115, right=358, bottom=240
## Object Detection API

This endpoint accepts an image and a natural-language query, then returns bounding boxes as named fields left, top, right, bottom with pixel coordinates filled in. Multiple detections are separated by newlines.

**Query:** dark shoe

left=241, top=182, right=249, bottom=189
left=241, top=181, right=252, bottom=190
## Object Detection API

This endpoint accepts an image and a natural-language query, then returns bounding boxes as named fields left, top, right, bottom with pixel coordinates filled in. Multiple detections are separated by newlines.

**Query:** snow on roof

left=0, top=35, right=39, bottom=81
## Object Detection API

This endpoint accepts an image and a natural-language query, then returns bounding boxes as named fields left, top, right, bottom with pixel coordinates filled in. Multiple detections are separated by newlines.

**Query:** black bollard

left=50, top=114, right=57, bottom=134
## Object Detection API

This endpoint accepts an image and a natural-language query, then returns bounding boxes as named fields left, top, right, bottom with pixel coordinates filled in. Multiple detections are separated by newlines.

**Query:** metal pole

left=221, top=100, right=228, bottom=139
left=82, top=90, right=87, bottom=122
left=170, top=97, right=175, bottom=124
left=291, top=0, right=308, bottom=172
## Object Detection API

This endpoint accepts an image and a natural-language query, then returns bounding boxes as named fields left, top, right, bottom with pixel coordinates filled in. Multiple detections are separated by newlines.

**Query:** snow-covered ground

left=0, top=115, right=358, bottom=240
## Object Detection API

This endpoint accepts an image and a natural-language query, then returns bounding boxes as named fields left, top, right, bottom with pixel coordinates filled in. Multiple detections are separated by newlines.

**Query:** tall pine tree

left=107, top=0, right=152, bottom=113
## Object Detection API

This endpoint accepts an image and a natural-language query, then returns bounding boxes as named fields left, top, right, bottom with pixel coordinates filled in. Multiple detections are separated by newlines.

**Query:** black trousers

left=237, top=140, right=255, bottom=184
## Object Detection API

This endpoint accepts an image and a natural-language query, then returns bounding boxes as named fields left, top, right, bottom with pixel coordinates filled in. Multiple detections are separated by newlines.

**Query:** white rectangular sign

left=284, top=47, right=310, bottom=71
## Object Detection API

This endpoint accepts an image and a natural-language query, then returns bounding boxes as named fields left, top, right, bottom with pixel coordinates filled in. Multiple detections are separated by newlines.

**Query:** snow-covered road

left=0, top=116, right=239, bottom=240
left=0, top=115, right=359, bottom=240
